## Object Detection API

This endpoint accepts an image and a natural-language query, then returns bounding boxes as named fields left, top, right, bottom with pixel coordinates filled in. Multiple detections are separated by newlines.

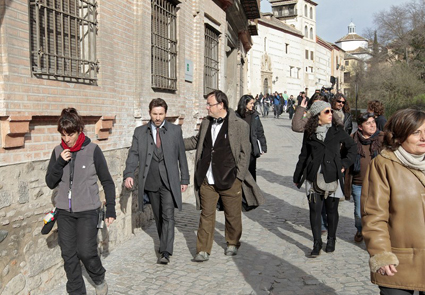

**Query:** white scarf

left=315, top=123, right=331, bottom=142
left=394, top=146, right=425, bottom=172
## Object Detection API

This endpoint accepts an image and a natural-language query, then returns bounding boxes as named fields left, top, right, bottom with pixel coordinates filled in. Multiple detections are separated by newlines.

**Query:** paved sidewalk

left=48, top=113, right=380, bottom=295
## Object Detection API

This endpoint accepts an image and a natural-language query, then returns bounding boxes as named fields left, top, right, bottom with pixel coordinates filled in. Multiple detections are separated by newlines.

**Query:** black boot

left=325, top=237, right=336, bottom=253
left=310, top=240, right=322, bottom=257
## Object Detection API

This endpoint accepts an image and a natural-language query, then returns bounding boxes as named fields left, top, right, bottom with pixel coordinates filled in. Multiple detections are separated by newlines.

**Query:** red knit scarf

left=61, top=132, right=86, bottom=152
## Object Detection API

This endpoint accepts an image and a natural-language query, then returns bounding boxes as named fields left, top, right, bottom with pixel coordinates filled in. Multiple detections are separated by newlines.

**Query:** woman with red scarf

left=45, top=108, right=115, bottom=295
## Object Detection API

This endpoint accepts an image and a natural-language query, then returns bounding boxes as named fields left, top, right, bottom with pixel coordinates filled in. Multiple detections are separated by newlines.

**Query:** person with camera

left=293, top=101, right=356, bottom=257
left=45, top=108, right=115, bottom=295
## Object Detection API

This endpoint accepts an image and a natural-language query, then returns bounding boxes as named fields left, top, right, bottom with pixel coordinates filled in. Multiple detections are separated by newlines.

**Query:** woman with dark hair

left=293, top=101, right=356, bottom=257
left=331, top=93, right=352, bottom=134
left=45, top=108, right=115, bottom=295
left=235, top=94, right=267, bottom=180
left=367, top=99, right=387, bottom=131
left=361, top=108, right=425, bottom=295
left=344, top=112, right=384, bottom=243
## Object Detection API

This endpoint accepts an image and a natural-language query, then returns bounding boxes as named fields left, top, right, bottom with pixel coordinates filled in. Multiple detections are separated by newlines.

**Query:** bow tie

left=211, top=117, right=224, bottom=124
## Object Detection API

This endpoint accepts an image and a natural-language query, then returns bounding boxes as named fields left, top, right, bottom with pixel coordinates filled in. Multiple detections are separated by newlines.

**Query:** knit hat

left=309, top=101, right=331, bottom=116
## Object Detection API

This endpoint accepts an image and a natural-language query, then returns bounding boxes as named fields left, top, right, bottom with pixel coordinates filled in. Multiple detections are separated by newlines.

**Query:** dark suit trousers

left=197, top=179, right=242, bottom=254
left=147, top=185, right=175, bottom=255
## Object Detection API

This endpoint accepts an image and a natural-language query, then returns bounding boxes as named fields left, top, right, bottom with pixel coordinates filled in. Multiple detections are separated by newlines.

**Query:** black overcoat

left=293, top=125, right=356, bottom=189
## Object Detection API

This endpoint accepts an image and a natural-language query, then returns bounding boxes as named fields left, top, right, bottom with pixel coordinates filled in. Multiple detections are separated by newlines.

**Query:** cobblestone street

left=48, top=113, right=380, bottom=295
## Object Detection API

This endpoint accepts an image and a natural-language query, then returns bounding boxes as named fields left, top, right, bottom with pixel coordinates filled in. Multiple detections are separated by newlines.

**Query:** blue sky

left=260, top=0, right=414, bottom=43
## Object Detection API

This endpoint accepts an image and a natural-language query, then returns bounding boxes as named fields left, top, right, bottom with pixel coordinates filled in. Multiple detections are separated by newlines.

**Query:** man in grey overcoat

left=185, top=90, right=265, bottom=262
left=124, top=98, right=189, bottom=264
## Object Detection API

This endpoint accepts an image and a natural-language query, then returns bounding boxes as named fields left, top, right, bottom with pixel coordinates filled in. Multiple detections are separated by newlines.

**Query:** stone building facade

left=247, top=0, right=347, bottom=98
left=0, top=0, right=259, bottom=293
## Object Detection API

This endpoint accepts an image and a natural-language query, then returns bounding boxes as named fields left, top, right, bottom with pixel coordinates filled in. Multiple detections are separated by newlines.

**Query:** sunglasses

left=323, top=109, right=333, bottom=114
left=361, top=112, right=375, bottom=120
left=336, top=100, right=346, bottom=104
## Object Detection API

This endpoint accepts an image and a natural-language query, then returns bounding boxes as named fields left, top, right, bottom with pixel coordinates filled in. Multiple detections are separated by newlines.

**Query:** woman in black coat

left=236, top=95, right=267, bottom=180
left=293, top=101, right=356, bottom=257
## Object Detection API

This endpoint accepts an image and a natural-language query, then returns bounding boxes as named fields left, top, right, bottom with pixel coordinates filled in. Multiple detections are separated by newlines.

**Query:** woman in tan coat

left=361, top=108, right=425, bottom=295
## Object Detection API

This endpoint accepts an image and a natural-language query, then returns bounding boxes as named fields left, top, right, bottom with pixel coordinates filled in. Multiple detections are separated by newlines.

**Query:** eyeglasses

left=323, top=109, right=333, bottom=114
left=206, top=102, right=220, bottom=108
left=336, top=100, right=346, bottom=104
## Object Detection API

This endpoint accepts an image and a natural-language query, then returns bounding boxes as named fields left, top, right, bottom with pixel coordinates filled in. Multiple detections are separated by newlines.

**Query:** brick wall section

left=0, top=0, right=244, bottom=293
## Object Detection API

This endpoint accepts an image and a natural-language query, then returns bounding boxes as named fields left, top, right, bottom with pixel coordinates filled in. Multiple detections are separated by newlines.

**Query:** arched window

left=304, top=5, right=307, bottom=16
left=310, top=27, right=313, bottom=39
left=304, top=26, right=308, bottom=37
left=310, top=7, right=313, bottom=19
left=264, top=37, right=267, bottom=52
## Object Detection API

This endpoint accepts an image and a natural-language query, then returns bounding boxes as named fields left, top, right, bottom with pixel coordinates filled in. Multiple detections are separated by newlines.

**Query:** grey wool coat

left=123, top=120, right=190, bottom=210
left=184, top=109, right=265, bottom=210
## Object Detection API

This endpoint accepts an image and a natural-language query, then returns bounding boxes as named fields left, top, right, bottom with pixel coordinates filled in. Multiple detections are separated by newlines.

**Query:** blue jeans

left=352, top=184, right=362, bottom=232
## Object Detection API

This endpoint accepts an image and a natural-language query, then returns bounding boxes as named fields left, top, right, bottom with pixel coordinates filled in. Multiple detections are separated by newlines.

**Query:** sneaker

left=354, top=231, right=363, bottom=243
left=194, top=251, right=209, bottom=262
left=225, top=245, right=238, bottom=256
left=95, top=280, right=108, bottom=295
left=159, top=252, right=170, bottom=264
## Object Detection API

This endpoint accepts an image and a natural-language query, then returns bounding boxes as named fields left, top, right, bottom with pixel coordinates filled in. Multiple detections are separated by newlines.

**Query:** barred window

left=29, top=0, right=98, bottom=84
left=151, top=0, right=177, bottom=91
left=204, top=25, right=219, bottom=95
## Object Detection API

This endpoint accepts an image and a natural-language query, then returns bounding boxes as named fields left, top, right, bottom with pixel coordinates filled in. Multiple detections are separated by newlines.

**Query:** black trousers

left=147, top=185, right=175, bottom=255
left=380, top=286, right=424, bottom=295
left=57, top=209, right=105, bottom=295
left=308, top=194, right=339, bottom=241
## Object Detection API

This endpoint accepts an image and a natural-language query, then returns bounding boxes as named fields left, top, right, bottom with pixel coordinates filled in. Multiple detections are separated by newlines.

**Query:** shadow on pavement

left=255, top=168, right=367, bottom=251
left=175, top=202, right=337, bottom=294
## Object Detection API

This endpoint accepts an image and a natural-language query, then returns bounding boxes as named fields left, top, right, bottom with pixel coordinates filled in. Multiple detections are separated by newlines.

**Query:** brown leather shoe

left=354, top=231, right=363, bottom=243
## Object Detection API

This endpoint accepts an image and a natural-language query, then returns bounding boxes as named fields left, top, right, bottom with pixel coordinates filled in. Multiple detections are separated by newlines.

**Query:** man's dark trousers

left=145, top=144, right=175, bottom=255
left=147, top=185, right=175, bottom=255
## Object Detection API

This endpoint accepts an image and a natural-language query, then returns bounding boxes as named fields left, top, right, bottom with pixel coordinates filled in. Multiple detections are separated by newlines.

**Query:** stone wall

left=0, top=148, right=157, bottom=294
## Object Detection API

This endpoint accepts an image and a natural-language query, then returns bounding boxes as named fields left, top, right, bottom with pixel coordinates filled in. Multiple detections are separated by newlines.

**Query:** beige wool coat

left=361, top=149, right=425, bottom=291
left=184, top=109, right=265, bottom=210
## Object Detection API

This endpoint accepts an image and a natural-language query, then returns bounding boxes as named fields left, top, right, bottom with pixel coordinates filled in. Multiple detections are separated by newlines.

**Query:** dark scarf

left=61, top=132, right=86, bottom=152
left=353, top=130, right=381, bottom=173
left=243, top=110, right=254, bottom=126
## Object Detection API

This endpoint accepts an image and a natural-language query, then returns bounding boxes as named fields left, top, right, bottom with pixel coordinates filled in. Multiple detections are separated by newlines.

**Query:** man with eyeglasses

left=184, top=90, right=264, bottom=262
left=344, top=112, right=383, bottom=243
left=331, top=93, right=352, bottom=134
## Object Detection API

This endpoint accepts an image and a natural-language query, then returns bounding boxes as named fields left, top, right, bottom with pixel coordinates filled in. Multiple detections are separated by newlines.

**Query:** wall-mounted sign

left=185, top=59, right=193, bottom=82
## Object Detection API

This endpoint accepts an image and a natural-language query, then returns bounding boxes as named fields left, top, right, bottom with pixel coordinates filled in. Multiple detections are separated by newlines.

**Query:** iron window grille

left=204, top=25, right=219, bottom=95
left=151, top=0, right=177, bottom=91
left=29, top=0, right=98, bottom=84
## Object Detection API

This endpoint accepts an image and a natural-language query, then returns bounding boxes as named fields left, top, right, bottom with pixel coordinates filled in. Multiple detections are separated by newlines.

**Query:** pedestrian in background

left=123, top=98, right=189, bottom=265
left=288, top=95, right=295, bottom=120
left=367, top=100, right=387, bottom=131
left=362, top=108, right=425, bottom=295
left=293, top=101, right=356, bottom=257
left=235, top=94, right=267, bottom=180
left=331, top=93, right=352, bottom=134
left=273, top=92, right=281, bottom=119
left=344, top=112, right=383, bottom=243
left=45, top=108, right=115, bottom=295
left=263, top=94, right=271, bottom=117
